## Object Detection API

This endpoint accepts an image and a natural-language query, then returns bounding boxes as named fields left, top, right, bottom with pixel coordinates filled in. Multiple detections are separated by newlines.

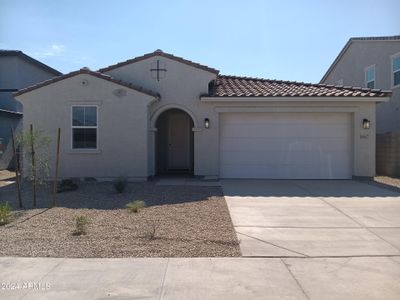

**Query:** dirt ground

left=0, top=174, right=240, bottom=258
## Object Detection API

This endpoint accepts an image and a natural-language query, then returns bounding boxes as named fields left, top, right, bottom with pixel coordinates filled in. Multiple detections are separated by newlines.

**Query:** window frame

left=364, top=64, right=375, bottom=89
left=391, top=52, right=400, bottom=88
left=71, top=105, right=98, bottom=150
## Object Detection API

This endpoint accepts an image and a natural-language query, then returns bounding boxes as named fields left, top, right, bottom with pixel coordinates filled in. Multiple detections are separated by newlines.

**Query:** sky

left=0, top=0, right=399, bottom=83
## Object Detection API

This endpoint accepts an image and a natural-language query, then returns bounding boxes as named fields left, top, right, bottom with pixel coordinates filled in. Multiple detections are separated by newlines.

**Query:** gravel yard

left=374, top=176, right=400, bottom=190
left=0, top=175, right=240, bottom=258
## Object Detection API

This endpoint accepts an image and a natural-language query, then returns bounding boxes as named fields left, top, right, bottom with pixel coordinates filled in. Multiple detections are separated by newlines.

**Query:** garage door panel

left=219, top=113, right=352, bottom=179
left=220, top=138, right=351, bottom=152
left=221, top=164, right=351, bottom=179
left=221, top=124, right=350, bottom=139
left=221, top=150, right=351, bottom=165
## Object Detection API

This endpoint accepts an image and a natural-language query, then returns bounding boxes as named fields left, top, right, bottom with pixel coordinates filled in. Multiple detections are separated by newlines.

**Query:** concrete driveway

left=222, top=180, right=400, bottom=257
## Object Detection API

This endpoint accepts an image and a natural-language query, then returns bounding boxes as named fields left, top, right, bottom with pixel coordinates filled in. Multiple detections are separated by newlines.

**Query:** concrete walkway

left=222, top=180, right=400, bottom=257
left=1, top=256, right=400, bottom=300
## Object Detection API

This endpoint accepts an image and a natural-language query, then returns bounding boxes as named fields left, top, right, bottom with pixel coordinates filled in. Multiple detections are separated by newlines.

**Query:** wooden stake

left=30, top=124, right=37, bottom=208
left=10, top=128, right=22, bottom=208
left=52, top=128, right=61, bottom=207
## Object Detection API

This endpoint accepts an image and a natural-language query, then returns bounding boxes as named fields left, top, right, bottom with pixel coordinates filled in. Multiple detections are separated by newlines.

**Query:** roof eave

left=200, top=96, right=391, bottom=102
left=99, top=50, right=219, bottom=75
left=13, top=69, right=159, bottom=99
left=320, top=40, right=352, bottom=83
left=0, top=108, right=23, bottom=116
left=0, top=50, right=62, bottom=76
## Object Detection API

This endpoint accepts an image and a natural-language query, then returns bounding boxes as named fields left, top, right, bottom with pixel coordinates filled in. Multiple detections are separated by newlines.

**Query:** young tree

left=17, top=125, right=51, bottom=207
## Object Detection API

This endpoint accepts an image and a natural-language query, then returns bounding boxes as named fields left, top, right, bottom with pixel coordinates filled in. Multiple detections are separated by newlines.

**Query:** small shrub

left=145, top=221, right=159, bottom=240
left=73, top=215, right=89, bottom=236
left=114, top=178, right=127, bottom=193
left=0, top=202, right=12, bottom=226
left=57, top=179, right=78, bottom=193
left=126, top=200, right=146, bottom=213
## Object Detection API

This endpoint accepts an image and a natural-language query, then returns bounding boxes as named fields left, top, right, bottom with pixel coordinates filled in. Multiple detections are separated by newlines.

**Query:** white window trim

left=364, top=64, right=375, bottom=89
left=391, top=52, right=400, bottom=89
left=71, top=105, right=99, bottom=150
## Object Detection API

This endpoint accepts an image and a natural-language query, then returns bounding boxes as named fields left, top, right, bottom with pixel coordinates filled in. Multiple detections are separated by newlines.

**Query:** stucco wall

left=16, top=73, right=155, bottom=180
left=0, top=56, right=19, bottom=89
left=0, top=56, right=59, bottom=112
left=0, top=55, right=60, bottom=169
left=104, top=55, right=380, bottom=178
left=104, top=56, right=219, bottom=177
left=15, top=55, right=382, bottom=179
left=201, top=99, right=378, bottom=177
left=322, top=40, right=400, bottom=134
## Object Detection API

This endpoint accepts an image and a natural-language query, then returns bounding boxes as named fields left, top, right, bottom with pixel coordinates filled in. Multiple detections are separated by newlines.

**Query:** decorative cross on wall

left=150, top=60, right=167, bottom=81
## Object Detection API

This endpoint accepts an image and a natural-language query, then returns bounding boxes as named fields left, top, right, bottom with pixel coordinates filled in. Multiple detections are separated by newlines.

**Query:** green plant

left=0, top=202, right=12, bottom=226
left=114, top=178, right=127, bottom=193
left=126, top=200, right=146, bottom=213
left=73, top=215, right=89, bottom=236
left=16, top=128, right=51, bottom=184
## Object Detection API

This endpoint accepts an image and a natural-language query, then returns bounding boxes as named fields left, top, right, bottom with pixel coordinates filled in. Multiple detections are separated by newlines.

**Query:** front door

left=167, top=112, right=191, bottom=170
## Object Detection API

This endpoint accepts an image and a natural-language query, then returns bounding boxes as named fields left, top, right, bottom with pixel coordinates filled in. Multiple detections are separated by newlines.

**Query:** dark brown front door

left=167, top=112, right=191, bottom=170
left=155, top=109, right=194, bottom=174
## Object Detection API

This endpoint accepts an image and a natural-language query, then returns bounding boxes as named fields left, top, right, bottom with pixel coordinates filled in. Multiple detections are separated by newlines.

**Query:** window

left=72, top=106, right=97, bottom=149
left=365, top=65, right=375, bottom=89
left=392, top=53, right=400, bottom=87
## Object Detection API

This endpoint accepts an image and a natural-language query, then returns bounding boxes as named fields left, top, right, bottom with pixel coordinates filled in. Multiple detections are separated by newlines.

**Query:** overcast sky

left=1, top=0, right=399, bottom=82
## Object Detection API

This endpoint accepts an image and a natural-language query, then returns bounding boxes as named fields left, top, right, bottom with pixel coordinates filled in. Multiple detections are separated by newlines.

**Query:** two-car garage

left=219, top=112, right=353, bottom=179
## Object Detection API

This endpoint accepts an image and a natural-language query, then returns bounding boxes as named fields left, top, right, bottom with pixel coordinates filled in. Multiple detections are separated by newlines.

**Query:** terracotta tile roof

left=208, top=75, right=391, bottom=98
left=14, top=68, right=160, bottom=98
left=320, top=35, right=400, bottom=83
left=99, top=49, right=219, bottom=74
left=0, top=50, right=62, bottom=75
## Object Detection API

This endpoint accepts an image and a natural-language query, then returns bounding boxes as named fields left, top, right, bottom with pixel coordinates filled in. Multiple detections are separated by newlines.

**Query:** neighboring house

left=320, top=35, right=400, bottom=176
left=0, top=50, right=61, bottom=169
left=14, top=50, right=390, bottom=180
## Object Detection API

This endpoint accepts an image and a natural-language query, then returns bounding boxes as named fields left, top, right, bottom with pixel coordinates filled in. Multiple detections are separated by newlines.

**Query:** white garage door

left=220, top=113, right=352, bottom=179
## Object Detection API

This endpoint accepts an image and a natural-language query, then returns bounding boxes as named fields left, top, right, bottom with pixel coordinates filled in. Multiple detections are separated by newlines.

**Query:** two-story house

left=320, top=35, right=400, bottom=176
left=0, top=50, right=61, bottom=169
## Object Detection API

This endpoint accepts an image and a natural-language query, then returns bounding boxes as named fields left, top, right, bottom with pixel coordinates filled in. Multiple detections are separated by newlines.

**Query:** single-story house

left=14, top=50, right=391, bottom=180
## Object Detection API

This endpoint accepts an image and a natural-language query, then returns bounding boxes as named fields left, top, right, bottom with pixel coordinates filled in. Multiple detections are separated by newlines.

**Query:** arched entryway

left=155, top=109, right=194, bottom=174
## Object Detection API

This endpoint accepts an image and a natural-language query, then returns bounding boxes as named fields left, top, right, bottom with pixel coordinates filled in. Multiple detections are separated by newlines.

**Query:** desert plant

left=57, top=179, right=79, bottom=193
left=73, top=215, right=89, bottom=236
left=17, top=128, right=51, bottom=184
left=126, top=200, right=146, bottom=213
left=17, top=127, right=51, bottom=207
left=145, top=220, right=159, bottom=240
left=0, top=202, right=12, bottom=226
left=114, top=178, right=127, bottom=193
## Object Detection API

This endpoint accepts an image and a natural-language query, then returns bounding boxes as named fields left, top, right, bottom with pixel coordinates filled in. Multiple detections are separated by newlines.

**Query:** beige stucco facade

left=15, top=54, right=388, bottom=180
left=321, top=39, right=400, bottom=134
left=17, top=73, right=156, bottom=180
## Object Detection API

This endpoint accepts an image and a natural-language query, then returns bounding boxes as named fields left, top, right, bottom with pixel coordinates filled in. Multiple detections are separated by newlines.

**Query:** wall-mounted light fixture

left=363, top=118, right=371, bottom=130
left=204, top=118, right=210, bottom=129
